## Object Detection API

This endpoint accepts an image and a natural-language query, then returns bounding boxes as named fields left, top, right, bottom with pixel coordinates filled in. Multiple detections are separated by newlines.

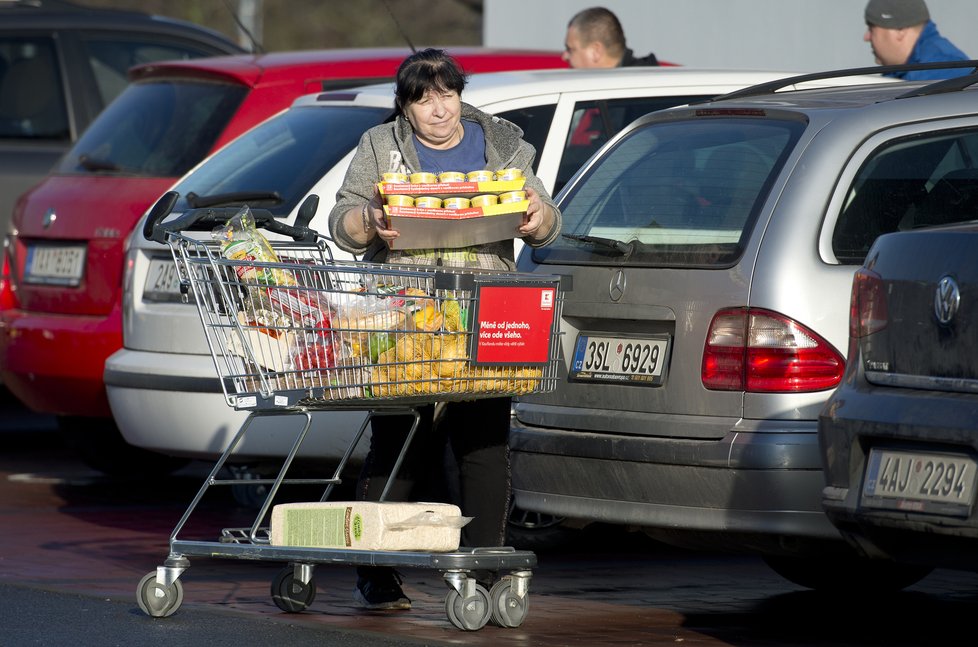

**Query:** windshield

left=534, top=116, right=805, bottom=268
left=57, top=79, right=248, bottom=176
left=169, top=104, right=392, bottom=215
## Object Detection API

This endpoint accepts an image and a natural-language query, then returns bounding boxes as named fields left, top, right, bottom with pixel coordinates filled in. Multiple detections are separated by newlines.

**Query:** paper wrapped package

left=270, top=501, right=469, bottom=551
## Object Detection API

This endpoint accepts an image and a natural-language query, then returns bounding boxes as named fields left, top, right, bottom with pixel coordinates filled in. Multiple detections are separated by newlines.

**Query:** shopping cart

left=135, top=193, right=565, bottom=630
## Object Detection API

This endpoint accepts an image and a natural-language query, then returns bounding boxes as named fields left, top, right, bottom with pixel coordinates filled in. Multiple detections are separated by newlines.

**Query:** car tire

left=762, top=553, right=933, bottom=593
left=57, top=416, right=189, bottom=479
left=505, top=503, right=579, bottom=551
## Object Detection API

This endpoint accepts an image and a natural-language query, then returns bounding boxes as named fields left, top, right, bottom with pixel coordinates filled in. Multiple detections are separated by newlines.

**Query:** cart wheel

left=444, top=584, right=491, bottom=631
left=271, top=566, right=316, bottom=612
left=136, top=571, right=184, bottom=618
left=489, top=577, right=529, bottom=628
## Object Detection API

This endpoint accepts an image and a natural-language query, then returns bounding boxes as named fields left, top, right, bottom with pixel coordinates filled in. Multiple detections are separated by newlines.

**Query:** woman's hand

left=518, top=186, right=553, bottom=239
left=367, top=189, right=399, bottom=244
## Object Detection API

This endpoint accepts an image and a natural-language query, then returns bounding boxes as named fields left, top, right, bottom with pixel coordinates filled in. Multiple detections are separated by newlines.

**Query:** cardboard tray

left=384, top=200, right=528, bottom=250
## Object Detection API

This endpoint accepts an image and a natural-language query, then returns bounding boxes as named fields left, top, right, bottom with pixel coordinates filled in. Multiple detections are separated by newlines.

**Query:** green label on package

left=282, top=507, right=350, bottom=547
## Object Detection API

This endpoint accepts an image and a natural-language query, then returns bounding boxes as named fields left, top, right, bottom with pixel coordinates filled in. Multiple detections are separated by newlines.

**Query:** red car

left=0, top=47, right=566, bottom=475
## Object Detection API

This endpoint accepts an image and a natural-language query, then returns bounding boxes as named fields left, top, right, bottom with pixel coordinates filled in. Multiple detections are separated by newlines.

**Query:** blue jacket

left=888, top=21, right=972, bottom=81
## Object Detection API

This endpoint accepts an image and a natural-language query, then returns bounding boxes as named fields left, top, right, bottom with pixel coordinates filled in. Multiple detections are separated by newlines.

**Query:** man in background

left=562, top=7, right=660, bottom=147
left=864, top=0, right=971, bottom=80
left=562, top=6, right=659, bottom=69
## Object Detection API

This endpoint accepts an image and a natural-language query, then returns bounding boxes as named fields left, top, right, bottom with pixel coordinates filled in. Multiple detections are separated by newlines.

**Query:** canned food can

left=414, top=196, right=443, bottom=208
left=496, top=167, right=523, bottom=181
left=382, top=172, right=408, bottom=184
left=410, top=172, right=438, bottom=184
left=438, top=171, right=466, bottom=183
left=498, top=190, right=527, bottom=204
left=470, top=194, right=498, bottom=208
left=443, top=197, right=471, bottom=209
left=466, top=170, right=495, bottom=182
left=386, top=194, right=415, bottom=207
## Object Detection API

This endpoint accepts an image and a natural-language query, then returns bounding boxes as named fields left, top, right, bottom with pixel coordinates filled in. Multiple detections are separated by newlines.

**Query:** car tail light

left=1, top=236, right=16, bottom=311
left=702, top=307, right=845, bottom=392
left=849, top=267, right=886, bottom=339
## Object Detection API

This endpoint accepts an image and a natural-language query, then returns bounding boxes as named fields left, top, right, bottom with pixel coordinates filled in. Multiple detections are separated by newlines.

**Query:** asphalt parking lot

left=3, top=393, right=978, bottom=646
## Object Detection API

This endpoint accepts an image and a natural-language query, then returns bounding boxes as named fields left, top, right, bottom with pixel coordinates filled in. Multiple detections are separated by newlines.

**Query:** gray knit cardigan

left=327, top=102, right=561, bottom=271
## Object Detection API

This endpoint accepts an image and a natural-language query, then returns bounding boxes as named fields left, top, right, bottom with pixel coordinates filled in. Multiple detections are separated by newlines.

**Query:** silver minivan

left=509, top=62, right=978, bottom=590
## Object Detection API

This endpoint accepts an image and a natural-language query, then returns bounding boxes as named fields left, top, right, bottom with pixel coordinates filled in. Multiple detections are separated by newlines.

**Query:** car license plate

left=24, top=244, right=86, bottom=286
left=569, top=333, right=669, bottom=385
left=862, top=448, right=977, bottom=516
left=143, top=257, right=186, bottom=302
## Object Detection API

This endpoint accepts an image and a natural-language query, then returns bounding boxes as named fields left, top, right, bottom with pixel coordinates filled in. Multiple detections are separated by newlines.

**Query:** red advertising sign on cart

left=471, top=280, right=559, bottom=365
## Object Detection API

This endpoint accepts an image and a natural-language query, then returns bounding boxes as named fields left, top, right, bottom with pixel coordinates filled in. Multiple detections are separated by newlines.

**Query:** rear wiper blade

left=77, top=154, right=122, bottom=172
left=185, top=191, right=283, bottom=208
left=562, top=233, right=635, bottom=255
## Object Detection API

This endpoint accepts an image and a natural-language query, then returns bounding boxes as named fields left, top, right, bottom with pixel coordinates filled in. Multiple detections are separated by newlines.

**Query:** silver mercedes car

left=509, top=60, right=978, bottom=590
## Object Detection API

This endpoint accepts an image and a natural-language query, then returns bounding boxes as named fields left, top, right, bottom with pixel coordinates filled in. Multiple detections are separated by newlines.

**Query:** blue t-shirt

left=413, top=119, right=487, bottom=174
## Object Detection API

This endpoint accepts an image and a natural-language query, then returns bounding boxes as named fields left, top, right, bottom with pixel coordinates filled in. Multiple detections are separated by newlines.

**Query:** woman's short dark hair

left=394, top=48, right=468, bottom=114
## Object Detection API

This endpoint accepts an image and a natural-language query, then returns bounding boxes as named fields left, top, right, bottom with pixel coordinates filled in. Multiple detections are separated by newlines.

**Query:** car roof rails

left=708, top=59, right=978, bottom=103
left=893, top=69, right=978, bottom=99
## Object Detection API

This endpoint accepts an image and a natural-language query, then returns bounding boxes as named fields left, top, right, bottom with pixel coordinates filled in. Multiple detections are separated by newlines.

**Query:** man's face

left=563, top=25, right=598, bottom=68
left=864, top=23, right=911, bottom=66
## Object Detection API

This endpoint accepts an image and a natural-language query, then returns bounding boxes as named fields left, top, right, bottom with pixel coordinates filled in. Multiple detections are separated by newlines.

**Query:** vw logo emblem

left=42, top=208, right=57, bottom=229
left=934, top=275, right=960, bottom=325
left=609, top=269, right=626, bottom=301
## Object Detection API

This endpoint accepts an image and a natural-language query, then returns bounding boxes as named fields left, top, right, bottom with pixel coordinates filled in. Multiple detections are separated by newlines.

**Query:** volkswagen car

left=819, top=220, right=978, bottom=574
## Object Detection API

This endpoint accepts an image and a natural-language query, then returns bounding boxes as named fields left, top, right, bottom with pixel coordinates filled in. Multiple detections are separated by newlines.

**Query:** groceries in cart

left=213, top=207, right=300, bottom=287
left=207, top=206, right=557, bottom=404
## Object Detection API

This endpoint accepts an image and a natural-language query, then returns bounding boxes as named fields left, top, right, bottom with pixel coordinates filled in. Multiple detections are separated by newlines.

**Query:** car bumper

left=509, top=413, right=842, bottom=552
left=0, top=308, right=119, bottom=416
left=104, top=348, right=368, bottom=461
left=819, top=383, right=978, bottom=569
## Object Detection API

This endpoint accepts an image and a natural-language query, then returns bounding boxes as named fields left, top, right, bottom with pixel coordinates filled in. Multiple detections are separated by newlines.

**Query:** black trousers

left=356, top=396, right=512, bottom=549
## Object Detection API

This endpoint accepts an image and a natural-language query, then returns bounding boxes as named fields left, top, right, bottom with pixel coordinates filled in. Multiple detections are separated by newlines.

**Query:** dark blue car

left=820, top=218, right=978, bottom=579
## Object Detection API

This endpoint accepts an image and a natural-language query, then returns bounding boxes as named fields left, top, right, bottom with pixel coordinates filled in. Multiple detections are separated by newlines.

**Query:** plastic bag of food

left=212, top=206, right=297, bottom=287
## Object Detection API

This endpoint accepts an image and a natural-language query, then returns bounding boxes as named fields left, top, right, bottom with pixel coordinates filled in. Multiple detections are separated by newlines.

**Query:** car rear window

left=534, top=116, right=803, bottom=267
left=833, top=128, right=978, bottom=264
left=82, top=37, right=234, bottom=106
left=57, top=79, right=248, bottom=177
left=168, top=104, right=393, bottom=215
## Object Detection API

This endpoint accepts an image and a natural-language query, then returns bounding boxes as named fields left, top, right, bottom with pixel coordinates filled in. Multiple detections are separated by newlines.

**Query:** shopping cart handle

left=144, top=191, right=180, bottom=243
left=143, top=193, right=234, bottom=243
left=251, top=194, right=319, bottom=242
left=293, top=194, right=318, bottom=231
left=261, top=208, right=318, bottom=243
left=144, top=191, right=319, bottom=243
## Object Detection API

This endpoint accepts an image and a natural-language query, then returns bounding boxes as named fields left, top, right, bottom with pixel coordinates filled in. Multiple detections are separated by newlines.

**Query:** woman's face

left=404, top=86, right=462, bottom=149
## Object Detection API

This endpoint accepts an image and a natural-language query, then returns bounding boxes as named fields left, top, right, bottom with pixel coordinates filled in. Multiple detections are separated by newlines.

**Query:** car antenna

left=220, top=0, right=265, bottom=54
left=382, top=0, right=416, bottom=53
